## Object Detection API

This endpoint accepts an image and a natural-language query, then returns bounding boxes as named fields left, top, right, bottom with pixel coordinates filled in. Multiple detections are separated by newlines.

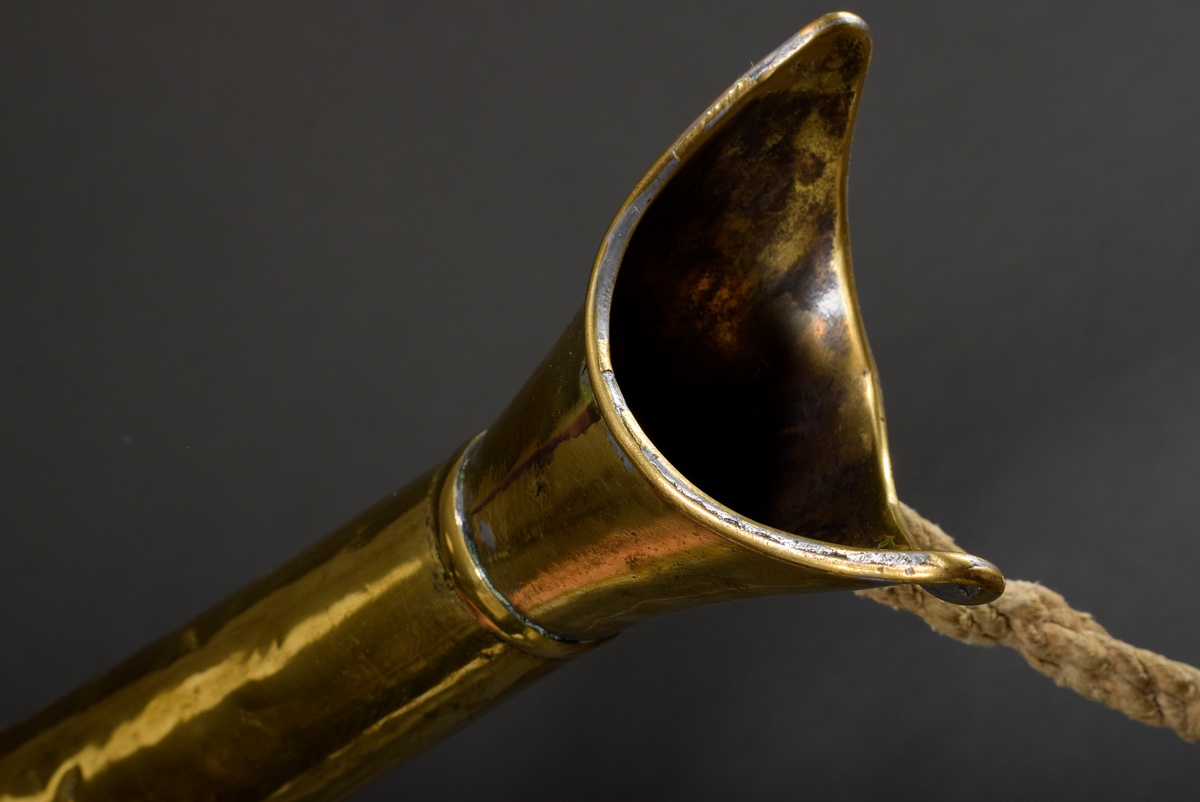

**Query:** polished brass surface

left=0, top=13, right=1003, bottom=801
left=0, top=457, right=554, bottom=800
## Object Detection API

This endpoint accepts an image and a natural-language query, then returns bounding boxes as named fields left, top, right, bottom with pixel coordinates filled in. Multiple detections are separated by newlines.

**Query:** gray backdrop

left=2, top=2, right=1198, bottom=799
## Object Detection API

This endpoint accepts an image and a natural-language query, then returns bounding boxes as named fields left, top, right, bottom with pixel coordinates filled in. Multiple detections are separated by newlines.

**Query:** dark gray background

left=2, top=2, right=1198, bottom=799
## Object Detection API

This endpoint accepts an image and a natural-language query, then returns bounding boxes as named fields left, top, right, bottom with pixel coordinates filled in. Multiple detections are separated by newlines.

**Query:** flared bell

left=455, top=12, right=1002, bottom=652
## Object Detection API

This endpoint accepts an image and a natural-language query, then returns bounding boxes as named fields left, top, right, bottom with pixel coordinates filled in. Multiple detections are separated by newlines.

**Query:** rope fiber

left=857, top=503, right=1200, bottom=743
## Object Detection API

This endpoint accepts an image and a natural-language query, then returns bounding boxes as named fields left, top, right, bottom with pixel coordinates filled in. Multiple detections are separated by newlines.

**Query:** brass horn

left=0, top=13, right=1004, bottom=800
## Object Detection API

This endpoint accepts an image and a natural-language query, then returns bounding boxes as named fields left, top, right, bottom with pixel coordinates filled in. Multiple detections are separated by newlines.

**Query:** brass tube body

left=0, top=459, right=553, bottom=800
left=0, top=14, right=1005, bottom=801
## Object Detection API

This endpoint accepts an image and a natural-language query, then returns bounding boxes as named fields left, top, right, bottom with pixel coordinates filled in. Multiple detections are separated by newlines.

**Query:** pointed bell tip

left=803, top=11, right=873, bottom=49
left=748, top=11, right=872, bottom=88
left=743, top=11, right=873, bottom=98
left=920, top=558, right=1006, bottom=606
left=813, top=11, right=871, bottom=34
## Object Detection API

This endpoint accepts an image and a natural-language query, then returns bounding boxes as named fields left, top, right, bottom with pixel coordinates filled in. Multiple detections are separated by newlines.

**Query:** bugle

left=0, top=13, right=1010, bottom=801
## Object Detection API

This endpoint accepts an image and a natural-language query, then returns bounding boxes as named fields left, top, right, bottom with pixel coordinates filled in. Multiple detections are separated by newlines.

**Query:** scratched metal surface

left=1, top=2, right=1197, bottom=799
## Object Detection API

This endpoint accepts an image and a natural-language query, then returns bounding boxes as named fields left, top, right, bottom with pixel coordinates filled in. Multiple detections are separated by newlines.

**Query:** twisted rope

left=858, top=503, right=1200, bottom=742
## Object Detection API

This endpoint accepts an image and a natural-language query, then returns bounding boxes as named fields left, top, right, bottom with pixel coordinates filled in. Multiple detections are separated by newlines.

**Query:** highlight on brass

left=0, top=13, right=1003, bottom=801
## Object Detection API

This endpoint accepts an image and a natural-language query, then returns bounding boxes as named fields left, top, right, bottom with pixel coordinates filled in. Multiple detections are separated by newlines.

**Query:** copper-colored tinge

left=0, top=13, right=1003, bottom=801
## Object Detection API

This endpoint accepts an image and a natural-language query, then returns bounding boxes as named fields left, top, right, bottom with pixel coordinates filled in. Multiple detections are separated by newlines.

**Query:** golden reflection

left=4, top=558, right=424, bottom=802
